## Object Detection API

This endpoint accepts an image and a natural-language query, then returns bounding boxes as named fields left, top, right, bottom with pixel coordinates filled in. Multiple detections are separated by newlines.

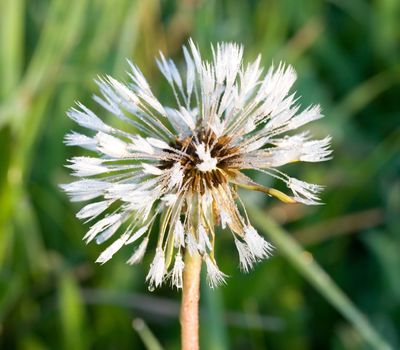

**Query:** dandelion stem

left=180, top=250, right=202, bottom=350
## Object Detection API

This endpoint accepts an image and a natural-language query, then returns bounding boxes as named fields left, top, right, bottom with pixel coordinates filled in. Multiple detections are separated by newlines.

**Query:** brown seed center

left=160, top=129, right=241, bottom=194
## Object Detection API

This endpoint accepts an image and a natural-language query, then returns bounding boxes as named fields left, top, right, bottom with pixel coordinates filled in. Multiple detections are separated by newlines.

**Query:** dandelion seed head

left=62, top=39, right=331, bottom=289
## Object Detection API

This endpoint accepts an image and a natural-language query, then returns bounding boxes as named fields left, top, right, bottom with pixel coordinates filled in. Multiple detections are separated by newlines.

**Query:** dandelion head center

left=161, top=128, right=240, bottom=194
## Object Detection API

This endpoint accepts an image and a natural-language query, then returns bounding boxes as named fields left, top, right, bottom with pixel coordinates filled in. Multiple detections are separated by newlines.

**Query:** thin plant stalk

left=180, top=250, right=202, bottom=350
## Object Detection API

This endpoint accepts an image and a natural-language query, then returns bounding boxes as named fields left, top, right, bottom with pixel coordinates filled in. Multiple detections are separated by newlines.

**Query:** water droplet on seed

left=148, top=285, right=155, bottom=292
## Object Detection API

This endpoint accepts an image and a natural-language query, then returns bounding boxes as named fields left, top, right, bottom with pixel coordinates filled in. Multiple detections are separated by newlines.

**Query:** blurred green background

left=0, top=0, right=399, bottom=349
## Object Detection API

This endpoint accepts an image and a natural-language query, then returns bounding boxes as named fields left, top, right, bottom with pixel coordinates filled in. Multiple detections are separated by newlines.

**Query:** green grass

left=1, top=0, right=399, bottom=349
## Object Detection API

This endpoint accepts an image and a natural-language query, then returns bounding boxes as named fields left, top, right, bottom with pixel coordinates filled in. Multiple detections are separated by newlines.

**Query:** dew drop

left=148, top=285, right=155, bottom=292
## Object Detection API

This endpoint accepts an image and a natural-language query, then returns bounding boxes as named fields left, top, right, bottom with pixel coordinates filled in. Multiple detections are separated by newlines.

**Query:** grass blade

left=247, top=204, right=392, bottom=350
left=132, top=318, right=164, bottom=350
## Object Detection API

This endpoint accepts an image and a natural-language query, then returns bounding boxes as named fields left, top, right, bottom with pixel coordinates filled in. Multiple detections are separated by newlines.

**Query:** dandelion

left=61, top=39, right=331, bottom=348
left=62, top=39, right=331, bottom=286
left=62, top=40, right=331, bottom=287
